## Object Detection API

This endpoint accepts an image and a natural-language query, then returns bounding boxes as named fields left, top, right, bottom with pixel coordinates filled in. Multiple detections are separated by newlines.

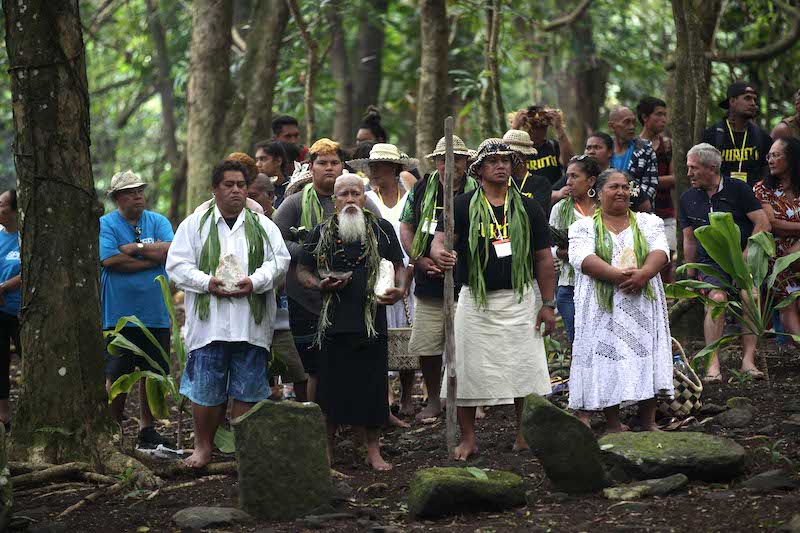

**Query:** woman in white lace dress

left=568, top=169, right=673, bottom=432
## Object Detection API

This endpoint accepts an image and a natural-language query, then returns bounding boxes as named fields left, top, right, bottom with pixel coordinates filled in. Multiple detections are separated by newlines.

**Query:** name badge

left=493, top=238, right=512, bottom=258
left=422, top=219, right=438, bottom=235
left=730, top=171, right=748, bottom=182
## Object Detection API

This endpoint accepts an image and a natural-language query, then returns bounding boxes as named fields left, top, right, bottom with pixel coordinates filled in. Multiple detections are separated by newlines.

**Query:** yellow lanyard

left=725, top=119, right=748, bottom=173
left=376, top=187, right=401, bottom=207
left=519, top=173, right=529, bottom=191
left=483, top=189, right=509, bottom=239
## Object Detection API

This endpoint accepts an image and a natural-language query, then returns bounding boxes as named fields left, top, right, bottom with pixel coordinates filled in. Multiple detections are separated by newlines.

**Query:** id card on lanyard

left=486, top=191, right=512, bottom=257
left=726, top=120, right=749, bottom=181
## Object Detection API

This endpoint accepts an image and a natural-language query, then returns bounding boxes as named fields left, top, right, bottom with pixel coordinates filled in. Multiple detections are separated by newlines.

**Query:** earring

left=587, top=188, right=596, bottom=198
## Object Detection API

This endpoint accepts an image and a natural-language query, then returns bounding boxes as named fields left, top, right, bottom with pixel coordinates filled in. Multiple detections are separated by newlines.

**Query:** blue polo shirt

left=100, top=210, right=174, bottom=329
left=0, top=230, right=21, bottom=316
left=678, top=177, right=762, bottom=264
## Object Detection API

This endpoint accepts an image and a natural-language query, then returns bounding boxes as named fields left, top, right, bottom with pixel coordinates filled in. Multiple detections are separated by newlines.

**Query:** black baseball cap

left=719, top=81, right=759, bottom=109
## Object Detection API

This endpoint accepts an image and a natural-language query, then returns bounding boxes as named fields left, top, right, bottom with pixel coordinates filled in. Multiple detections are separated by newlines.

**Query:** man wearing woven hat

left=273, top=139, right=381, bottom=401
left=297, top=172, right=406, bottom=470
left=504, top=129, right=553, bottom=218
left=431, top=138, right=554, bottom=460
left=398, top=135, right=477, bottom=421
left=349, top=144, right=419, bottom=418
left=703, top=81, right=771, bottom=186
left=100, top=170, right=174, bottom=448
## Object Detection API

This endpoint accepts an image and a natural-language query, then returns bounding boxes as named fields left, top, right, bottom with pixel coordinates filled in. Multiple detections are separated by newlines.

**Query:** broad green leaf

left=108, top=371, right=149, bottom=403
left=710, top=303, right=728, bottom=321
left=107, top=329, right=169, bottom=381
left=691, top=334, right=739, bottom=372
left=702, top=212, right=751, bottom=288
left=269, top=351, right=289, bottom=377
left=214, top=427, right=235, bottom=454
left=747, top=232, right=774, bottom=288
left=664, top=284, right=699, bottom=299
left=145, top=377, right=170, bottom=420
left=155, top=275, right=187, bottom=370
left=774, top=291, right=800, bottom=310
left=675, top=263, right=739, bottom=293
left=466, top=467, right=488, bottom=480
left=120, top=315, right=171, bottom=371
left=767, top=250, right=800, bottom=289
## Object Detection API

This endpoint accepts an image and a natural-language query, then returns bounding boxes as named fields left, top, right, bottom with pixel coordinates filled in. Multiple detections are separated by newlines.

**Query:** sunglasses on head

left=134, top=225, right=142, bottom=243
left=570, top=154, right=589, bottom=162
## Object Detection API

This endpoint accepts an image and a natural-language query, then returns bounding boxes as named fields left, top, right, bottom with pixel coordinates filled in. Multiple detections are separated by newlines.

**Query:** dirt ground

left=7, top=338, right=800, bottom=532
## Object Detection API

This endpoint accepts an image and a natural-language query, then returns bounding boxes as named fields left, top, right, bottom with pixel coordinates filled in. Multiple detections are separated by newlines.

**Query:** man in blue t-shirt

left=100, top=171, right=173, bottom=447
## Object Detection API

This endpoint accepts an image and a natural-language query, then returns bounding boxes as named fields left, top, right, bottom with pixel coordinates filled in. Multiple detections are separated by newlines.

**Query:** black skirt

left=318, top=333, right=388, bottom=428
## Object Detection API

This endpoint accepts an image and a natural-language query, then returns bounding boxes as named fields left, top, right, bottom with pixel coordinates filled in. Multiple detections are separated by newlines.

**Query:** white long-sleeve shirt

left=167, top=206, right=290, bottom=352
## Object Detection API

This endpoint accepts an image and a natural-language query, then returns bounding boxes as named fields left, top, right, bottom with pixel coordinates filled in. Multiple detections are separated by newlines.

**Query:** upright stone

left=232, top=400, right=332, bottom=520
left=521, top=393, right=609, bottom=493
left=0, top=425, right=11, bottom=531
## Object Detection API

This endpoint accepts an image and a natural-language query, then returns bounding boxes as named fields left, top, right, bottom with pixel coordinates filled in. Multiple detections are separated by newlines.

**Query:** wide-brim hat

left=467, top=138, right=519, bottom=176
left=107, top=170, right=147, bottom=195
left=719, top=81, right=759, bottom=109
left=346, top=143, right=419, bottom=172
left=425, top=135, right=473, bottom=162
left=285, top=168, right=314, bottom=197
left=502, top=129, right=538, bottom=156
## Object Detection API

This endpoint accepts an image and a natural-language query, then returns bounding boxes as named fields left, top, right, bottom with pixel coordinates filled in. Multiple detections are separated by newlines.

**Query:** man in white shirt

left=167, top=160, right=290, bottom=468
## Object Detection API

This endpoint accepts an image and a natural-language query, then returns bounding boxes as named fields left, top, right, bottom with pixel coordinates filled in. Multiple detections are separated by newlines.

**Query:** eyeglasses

left=766, top=152, right=784, bottom=161
left=134, top=225, right=142, bottom=243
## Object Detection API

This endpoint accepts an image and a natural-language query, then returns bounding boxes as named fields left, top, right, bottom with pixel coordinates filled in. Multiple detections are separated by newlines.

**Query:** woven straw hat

left=502, top=129, right=538, bottom=156
left=107, top=170, right=147, bottom=195
left=468, top=138, right=519, bottom=177
left=425, top=135, right=473, bottom=162
left=346, top=143, right=419, bottom=172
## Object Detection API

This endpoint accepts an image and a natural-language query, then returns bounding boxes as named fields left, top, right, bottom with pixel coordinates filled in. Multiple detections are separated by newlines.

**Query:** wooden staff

left=442, top=116, right=458, bottom=457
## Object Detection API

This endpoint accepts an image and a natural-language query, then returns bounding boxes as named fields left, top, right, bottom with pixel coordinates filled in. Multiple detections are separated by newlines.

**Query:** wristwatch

left=136, top=242, right=144, bottom=251
left=542, top=299, right=556, bottom=309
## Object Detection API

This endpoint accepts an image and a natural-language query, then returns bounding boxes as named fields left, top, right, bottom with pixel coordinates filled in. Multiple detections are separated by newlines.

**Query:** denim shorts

left=180, top=341, right=270, bottom=406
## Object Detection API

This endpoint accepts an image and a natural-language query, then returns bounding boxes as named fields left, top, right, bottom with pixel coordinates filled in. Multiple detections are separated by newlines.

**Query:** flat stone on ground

left=714, top=407, right=754, bottom=428
left=782, top=414, right=800, bottom=435
left=741, top=470, right=800, bottom=492
left=521, top=393, right=609, bottom=493
left=233, top=400, right=332, bottom=520
left=407, top=467, right=525, bottom=518
left=725, top=397, right=753, bottom=410
left=603, top=473, right=689, bottom=500
left=172, top=506, right=252, bottom=529
left=599, top=432, right=746, bottom=481
left=700, top=403, right=727, bottom=415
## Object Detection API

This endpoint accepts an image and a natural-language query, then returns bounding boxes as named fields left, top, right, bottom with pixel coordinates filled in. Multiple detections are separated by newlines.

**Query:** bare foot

left=475, top=406, right=487, bottom=419
left=512, top=436, right=529, bottom=452
left=399, top=402, right=415, bottom=417
left=576, top=411, right=592, bottom=428
left=183, top=447, right=212, bottom=468
left=453, top=440, right=479, bottom=461
left=415, top=402, right=443, bottom=422
left=606, top=423, right=630, bottom=434
left=366, top=452, right=393, bottom=471
left=388, top=413, right=410, bottom=428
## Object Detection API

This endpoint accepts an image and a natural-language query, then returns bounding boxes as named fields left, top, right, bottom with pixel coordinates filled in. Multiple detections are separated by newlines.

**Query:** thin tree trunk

left=352, top=0, right=388, bottom=129
left=3, top=0, right=114, bottom=461
left=479, top=0, right=499, bottom=138
left=415, top=0, right=448, bottom=173
left=226, top=0, right=290, bottom=154
left=287, top=0, right=318, bottom=146
left=185, top=0, right=233, bottom=211
left=327, top=0, right=353, bottom=143
left=145, top=0, right=187, bottom=225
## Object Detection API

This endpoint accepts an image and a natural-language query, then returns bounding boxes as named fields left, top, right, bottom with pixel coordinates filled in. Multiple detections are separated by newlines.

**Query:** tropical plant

left=754, top=438, right=794, bottom=468
left=665, top=212, right=800, bottom=384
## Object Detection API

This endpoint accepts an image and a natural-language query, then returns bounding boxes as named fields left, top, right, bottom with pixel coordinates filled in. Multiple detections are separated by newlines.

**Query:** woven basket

left=658, top=338, right=703, bottom=417
left=387, top=296, right=420, bottom=371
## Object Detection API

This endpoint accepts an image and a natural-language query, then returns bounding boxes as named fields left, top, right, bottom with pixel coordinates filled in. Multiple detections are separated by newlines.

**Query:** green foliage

left=754, top=438, right=794, bottom=468
left=214, top=426, right=236, bottom=454
left=465, top=467, right=489, bottom=481
left=666, top=212, right=800, bottom=373
left=727, top=369, right=755, bottom=387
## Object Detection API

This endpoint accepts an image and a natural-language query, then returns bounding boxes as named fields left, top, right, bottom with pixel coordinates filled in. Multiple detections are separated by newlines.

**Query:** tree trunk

left=415, top=0, right=448, bottom=173
left=327, top=0, right=353, bottom=144
left=479, top=0, right=501, bottom=138
left=185, top=0, right=233, bottom=212
left=225, top=0, right=290, bottom=154
left=286, top=0, right=319, bottom=147
left=352, top=0, right=388, bottom=129
left=145, top=0, right=187, bottom=226
left=671, top=0, right=721, bottom=261
left=2, top=0, right=114, bottom=462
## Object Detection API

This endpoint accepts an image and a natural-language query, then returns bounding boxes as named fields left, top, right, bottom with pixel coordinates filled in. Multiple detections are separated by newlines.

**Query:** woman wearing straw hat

left=398, top=135, right=478, bottom=421
left=431, top=138, right=555, bottom=460
left=348, top=144, right=419, bottom=420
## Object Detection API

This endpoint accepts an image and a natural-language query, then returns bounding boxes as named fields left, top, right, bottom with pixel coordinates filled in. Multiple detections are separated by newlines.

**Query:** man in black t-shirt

left=703, top=81, right=772, bottom=187
left=431, top=138, right=554, bottom=461
left=398, top=135, right=476, bottom=421
left=679, top=143, right=770, bottom=383
left=511, top=106, right=575, bottom=185
left=298, top=173, right=406, bottom=471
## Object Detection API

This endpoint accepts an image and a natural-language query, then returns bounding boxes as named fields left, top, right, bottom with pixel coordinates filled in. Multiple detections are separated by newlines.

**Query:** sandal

left=741, top=368, right=765, bottom=380
left=702, top=373, right=723, bottom=384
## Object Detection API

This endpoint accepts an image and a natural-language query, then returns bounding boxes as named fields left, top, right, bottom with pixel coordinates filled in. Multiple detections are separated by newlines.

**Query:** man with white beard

left=297, top=173, right=406, bottom=471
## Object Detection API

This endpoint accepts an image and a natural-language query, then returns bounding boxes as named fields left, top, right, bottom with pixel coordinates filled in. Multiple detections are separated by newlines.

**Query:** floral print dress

left=754, top=181, right=800, bottom=298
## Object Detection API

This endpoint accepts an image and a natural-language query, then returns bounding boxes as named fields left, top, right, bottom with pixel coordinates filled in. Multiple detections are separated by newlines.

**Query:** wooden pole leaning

left=443, top=116, right=458, bottom=457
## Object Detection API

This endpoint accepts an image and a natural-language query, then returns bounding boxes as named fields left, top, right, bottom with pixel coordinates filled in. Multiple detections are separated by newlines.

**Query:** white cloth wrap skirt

left=446, top=285, right=552, bottom=406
